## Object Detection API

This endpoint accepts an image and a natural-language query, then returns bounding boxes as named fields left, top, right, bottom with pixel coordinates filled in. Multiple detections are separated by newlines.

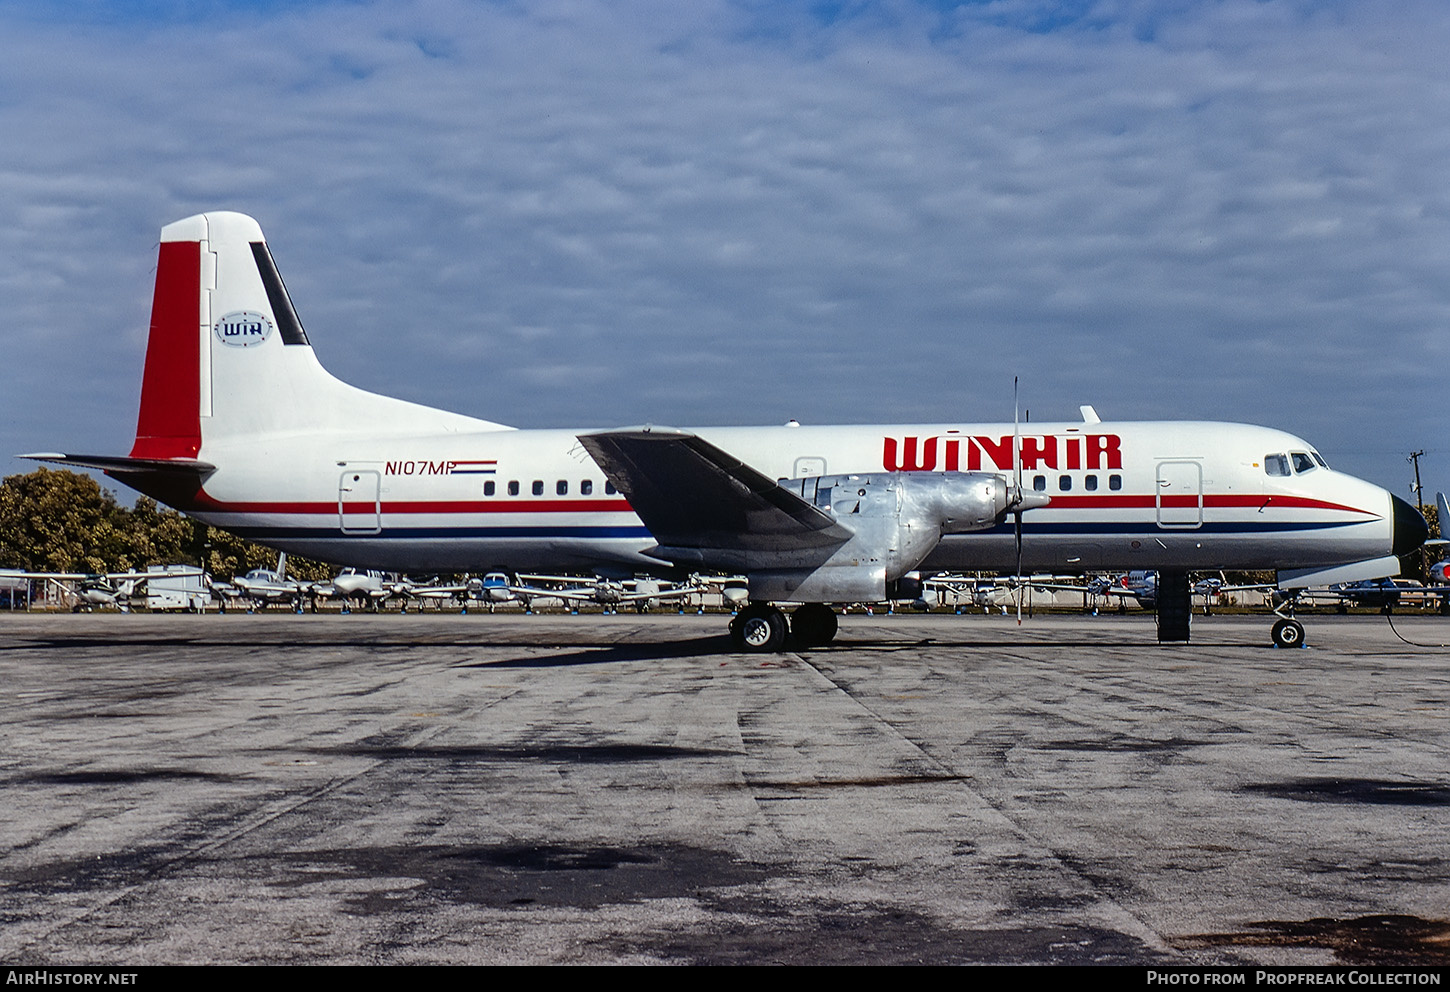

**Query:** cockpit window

left=1291, top=452, right=1316, bottom=474
left=1311, top=452, right=1328, bottom=469
left=1264, top=454, right=1290, bottom=477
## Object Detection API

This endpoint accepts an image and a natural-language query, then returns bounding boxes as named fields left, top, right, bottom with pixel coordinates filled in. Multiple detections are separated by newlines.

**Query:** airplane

left=922, top=573, right=1015, bottom=613
left=921, top=572, right=1086, bottom=614
left=508, top=573, right=704, bottom=613
left=1106, top=572, right=1278, bottom=616
left=311, top=567, right=415, bottom=611
left=0, top=568, right=203, bottom=611
left=1100, top=570, right=1159, bottom=609
left=1084, top=571, right=1242, bottom=610
left=0, top=570, right=33, bottom=608
left=386, top=575, right=477, bottom=611
left=320, top=567, right=391, bottom=604
left=1302, top=577, right=1413, bottom=613
left=230, top=554, right=311, bottom=612
left=926, top=570, right=1154, bottom=613
left=23, top=211, right=1429, bottom=651
left=957, top=569, right=1265, bottom=617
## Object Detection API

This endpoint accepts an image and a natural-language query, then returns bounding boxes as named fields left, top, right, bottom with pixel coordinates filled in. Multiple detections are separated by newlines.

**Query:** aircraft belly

left=920, top=514, right=1390, bottom=573
left=193, top=494, right=1391, bottom=577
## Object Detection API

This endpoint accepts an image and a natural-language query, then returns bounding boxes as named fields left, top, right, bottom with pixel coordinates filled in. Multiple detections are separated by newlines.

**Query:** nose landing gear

left=1270, top=591, right=1308, bottom=648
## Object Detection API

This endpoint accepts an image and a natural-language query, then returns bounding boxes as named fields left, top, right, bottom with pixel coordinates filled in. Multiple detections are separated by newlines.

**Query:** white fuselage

left=178, top=419, right=1399, bottom=578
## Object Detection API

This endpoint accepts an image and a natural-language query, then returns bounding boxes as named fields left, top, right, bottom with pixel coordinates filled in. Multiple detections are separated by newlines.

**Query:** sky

left=2, top=0, right=1448, bottom=501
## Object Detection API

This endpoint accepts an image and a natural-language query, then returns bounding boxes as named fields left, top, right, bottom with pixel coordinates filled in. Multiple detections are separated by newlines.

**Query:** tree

left=0, top=468, right=333, bottom=580
left=0, top=468, right=131, bottom=572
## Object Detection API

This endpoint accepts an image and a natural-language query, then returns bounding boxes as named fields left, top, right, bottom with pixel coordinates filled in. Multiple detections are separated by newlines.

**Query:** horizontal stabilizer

left=577, top=428, right=851, bottom=559
left=20, top=453, right=216, bottom=475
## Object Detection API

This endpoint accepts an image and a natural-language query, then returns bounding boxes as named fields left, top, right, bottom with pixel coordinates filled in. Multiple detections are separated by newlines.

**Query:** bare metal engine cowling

left=748, top=472, right=1011, bottom=603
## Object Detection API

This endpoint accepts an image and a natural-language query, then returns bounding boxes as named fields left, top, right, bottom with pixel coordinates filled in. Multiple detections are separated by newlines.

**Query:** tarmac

left=1, top=610, right=1447, bottom=966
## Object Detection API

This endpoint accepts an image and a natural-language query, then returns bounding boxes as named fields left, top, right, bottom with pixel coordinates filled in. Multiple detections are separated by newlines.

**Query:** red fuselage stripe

left=195, top=495, right=636, bottom=514
left=189, top=492, right=1372, bottom=517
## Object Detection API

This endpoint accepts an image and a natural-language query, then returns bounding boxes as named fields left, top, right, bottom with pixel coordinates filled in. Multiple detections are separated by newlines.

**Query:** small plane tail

left=130, top=212, right=510, bottom=460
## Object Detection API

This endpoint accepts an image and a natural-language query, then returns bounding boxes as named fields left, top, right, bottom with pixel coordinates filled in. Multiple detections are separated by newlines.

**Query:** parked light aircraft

left=1303, top=577, right=1413, bottom=612
left=0, top=569, right=202, bottom=611
left=509, top=574, right=704, bottom=613
left=24, top=212, right=1429, bottom=650
left=230, top=555, right=311, bottom=611
left=0, top=570, right=32, bottom=607
left=318, top=567, right=390, bottom=604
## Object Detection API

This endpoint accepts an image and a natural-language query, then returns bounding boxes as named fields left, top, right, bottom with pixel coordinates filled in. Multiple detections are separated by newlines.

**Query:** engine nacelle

left=751, top=472, right=1014, bottom=603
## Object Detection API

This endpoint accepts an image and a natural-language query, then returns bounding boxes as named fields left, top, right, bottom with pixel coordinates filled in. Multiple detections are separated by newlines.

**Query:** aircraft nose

left=1391, top=493, right=1430, bottom=557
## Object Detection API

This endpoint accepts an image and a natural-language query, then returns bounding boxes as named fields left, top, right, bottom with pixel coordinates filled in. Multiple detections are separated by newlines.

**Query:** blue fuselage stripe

left=229, top=525, right=656, bottom=540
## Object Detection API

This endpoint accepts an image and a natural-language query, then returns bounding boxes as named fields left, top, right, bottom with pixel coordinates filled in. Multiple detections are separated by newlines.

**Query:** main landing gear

left=729, top=602, right=839, bottom=652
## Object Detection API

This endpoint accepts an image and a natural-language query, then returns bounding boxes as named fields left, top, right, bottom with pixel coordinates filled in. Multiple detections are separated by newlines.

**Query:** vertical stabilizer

left=128, top=211, right=509, bottom=461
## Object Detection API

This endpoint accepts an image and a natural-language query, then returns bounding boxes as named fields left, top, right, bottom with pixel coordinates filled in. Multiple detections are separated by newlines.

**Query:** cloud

left=2, top=0, right=1448, bottom=494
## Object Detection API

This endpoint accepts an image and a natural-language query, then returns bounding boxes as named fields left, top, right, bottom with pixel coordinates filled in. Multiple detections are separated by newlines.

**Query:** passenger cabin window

left=581, top=480, right=593, bottom=495
left=1058, top=475, right=1071, bottom=492
left=1291, top=452, right=1316, bottom=474
left=557, top=480, right=568, bottom=495
left=605, top=481, right=617, bottom=495
left=1264, top=454, right=1290, bottom=477
left=532, top=480, right=543, bottom=496
left=484, top=481, right=495, bottom=496
left=507, top=480, right=519, bottom=496
left=1032, top=475, right=1046, bottom=491
left=1084, top=475, right=1098, bottom=491
left=1109, top=474, right=1122, bottom=491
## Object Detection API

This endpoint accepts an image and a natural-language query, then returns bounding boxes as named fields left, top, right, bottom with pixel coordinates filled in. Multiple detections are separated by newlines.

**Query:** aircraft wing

left=395, top=581, right=473, bottom=596
left=502, top=579, right=700, bottom=605
left=608, top=584, right=700, bottom=604
left=504, top=582, right=599, bottom=604
left=1, top=569, right=202, bottom=582
left=578, top=427, right=852, bottom=567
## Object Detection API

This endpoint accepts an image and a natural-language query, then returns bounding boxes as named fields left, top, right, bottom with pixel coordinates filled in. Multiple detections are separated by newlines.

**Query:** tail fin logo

left=214, top=310, right=273, bottom=348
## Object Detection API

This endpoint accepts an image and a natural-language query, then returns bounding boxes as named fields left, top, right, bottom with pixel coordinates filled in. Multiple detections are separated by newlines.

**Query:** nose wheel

left=1271, top=617, right=1305, bottom=649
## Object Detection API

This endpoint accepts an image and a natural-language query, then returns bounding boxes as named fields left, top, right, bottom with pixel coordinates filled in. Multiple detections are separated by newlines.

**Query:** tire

left=730, top=604, right=787, bottom=652
left=791, top=603, right=839, bottom=647
left=1271, top=618, right=1305, bottom=649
